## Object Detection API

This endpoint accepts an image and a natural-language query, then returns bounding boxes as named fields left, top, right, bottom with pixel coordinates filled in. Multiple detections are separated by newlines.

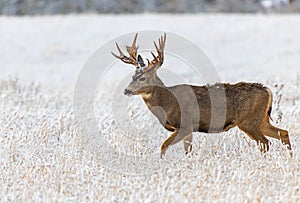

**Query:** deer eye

left=139, top=77, right=146, bottom=81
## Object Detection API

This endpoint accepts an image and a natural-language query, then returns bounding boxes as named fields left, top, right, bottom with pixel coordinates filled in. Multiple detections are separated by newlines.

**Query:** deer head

left=112, top=33, right=166, bottom=96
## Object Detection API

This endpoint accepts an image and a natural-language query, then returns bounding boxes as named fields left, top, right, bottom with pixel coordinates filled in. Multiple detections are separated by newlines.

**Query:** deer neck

left=154, top=75, right=165, bottom=87
left=141, top=76, right=167, bottom=109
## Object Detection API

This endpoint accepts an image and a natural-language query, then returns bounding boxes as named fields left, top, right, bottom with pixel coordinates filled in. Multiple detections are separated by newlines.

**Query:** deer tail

left=266, top=88, right=273, bottom=121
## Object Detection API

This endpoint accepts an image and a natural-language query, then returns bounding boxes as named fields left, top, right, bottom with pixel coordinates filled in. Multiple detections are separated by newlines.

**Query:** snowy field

left=0, top=14, right=300, bottom=202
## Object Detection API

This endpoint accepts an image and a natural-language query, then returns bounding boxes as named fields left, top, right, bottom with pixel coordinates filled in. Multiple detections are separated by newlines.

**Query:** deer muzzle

left=124, top=88, right=134, bottom=96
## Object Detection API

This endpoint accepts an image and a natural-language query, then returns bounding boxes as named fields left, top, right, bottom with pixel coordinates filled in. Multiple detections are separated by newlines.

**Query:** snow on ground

left=0, top=14, right=300, bottom=202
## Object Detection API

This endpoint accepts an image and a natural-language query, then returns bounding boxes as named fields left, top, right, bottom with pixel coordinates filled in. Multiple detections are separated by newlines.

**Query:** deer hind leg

left=183, top=134, right=193, bottom=155
left=160, top=128, right=191, bottom=158
left=239, top=125, right=270, bottom=153
left=261, top=120, right=292, bottom=150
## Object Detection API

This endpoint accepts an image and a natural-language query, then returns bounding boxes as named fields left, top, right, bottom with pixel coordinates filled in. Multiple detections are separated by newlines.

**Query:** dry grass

left=0, top=76, right=299, bottom=202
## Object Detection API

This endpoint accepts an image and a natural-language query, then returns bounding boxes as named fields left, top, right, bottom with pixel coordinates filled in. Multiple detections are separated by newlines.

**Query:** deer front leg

left=183, top=134, right=193, bottom=154
left=160, top=128, right=192, bottom=158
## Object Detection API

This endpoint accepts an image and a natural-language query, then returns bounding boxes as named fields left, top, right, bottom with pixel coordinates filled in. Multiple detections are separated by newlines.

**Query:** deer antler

left=112, top=33, right=166, bottom=70
left=146, top=33, right=166, bottom=70
left=111, top=33, right=139, bottom=66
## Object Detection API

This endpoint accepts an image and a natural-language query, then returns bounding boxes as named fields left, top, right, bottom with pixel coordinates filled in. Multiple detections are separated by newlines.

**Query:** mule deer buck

left=112, top=33, right=292, bottom=158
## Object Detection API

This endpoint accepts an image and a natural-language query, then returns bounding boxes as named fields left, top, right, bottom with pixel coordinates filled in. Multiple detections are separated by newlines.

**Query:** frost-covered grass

left=0, top=76, right=299, bottom=202
left=0, top=14, right=300, bottom=202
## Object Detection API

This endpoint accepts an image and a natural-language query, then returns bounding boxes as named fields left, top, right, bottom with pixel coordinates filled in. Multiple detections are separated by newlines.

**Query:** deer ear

left=137, top=55, right=145, bottom=67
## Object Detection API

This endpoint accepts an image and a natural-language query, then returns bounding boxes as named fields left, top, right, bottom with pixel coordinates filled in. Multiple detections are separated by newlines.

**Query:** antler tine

left=145, top=33, right=167, bottom=70
left=132, top=33, right=138, bottom=48
left=159, top=36, right=162, bottom=48
left=151, top=52, right=159, bottom=62
left=126, top=33, right=139, bottom=59
left=156, top=33, right=166, bottom=60
left=111, top=42, right=125, bottom=59
left=111, top=33, right=139, bottom=66
left=153, top=41, right=159, bottom=53
left=160, top=33, right=166, bottom=50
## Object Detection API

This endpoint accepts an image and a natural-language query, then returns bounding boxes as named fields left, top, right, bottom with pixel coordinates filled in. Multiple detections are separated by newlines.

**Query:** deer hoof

left=185, top=145, right=192, bottom=155
left=160, top=145, right=168, bottom=159
left=160, top=152, right=165, bottom=159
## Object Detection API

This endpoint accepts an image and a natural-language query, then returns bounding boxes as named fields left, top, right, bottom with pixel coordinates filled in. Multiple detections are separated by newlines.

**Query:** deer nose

left=124, top=89, right=133, bottom=96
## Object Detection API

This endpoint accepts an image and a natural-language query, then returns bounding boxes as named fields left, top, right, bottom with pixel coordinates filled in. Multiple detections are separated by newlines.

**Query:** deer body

left=141, top=81, right=270, bottom=133
left=112, top=33, right=292, bottom=158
